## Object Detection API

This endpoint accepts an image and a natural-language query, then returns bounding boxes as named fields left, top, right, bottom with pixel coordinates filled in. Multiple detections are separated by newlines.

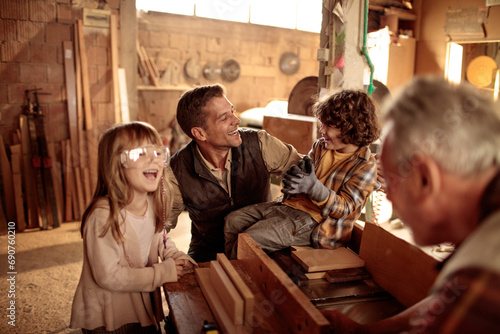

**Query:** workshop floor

left=0, top=212, right=192, bottom=334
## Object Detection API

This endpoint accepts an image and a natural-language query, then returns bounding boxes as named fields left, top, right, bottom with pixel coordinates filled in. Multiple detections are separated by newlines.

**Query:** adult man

left=321, top=76, right=500, bottom=332
left=166, top=84, right=302, bottom=262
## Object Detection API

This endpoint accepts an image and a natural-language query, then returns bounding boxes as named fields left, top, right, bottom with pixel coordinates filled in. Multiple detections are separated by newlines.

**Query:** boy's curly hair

left=314, top=89, right=380, bottom=147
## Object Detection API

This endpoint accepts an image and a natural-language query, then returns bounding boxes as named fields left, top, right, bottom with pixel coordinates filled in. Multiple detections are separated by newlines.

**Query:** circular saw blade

left=288, top=76, right=319, bottom=116
left=184, top=58, right=202, bottom=80
left=221, top=59, right=240, bottom=82
left=203, top=61, right=221, bottom=80
left=280, top=52, right=300, bottom=75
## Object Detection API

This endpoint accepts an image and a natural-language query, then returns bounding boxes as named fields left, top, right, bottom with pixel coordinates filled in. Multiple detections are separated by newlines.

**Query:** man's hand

left=281, top=156, right=330, bottom=202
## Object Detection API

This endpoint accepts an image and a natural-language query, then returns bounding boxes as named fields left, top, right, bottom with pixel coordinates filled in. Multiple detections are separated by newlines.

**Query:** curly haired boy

left=224, top=89, right=380, bottom=259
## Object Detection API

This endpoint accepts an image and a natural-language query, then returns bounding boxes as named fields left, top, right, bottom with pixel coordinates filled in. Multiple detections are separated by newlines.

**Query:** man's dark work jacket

left=170, top=129, right=271, bottom=262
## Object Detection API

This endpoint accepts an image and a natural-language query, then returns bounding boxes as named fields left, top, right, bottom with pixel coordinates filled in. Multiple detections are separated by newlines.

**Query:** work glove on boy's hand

left=281, top=156, right=330, bottom=202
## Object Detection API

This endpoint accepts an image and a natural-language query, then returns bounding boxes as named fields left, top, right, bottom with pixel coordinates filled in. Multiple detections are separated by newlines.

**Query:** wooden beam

left=10, top=145, right=26, bottom=231
left=19, top=115, right=39, bottom=228
left=237, top=233, right=330, bottom=334
left=0, top=135, right=15, bottom=223
left=74, top=25, right=91, bottom=205
left=63, top=41, right=80, bottom=167
left=359, top=223, right=439, bottom=307
left=77, top=20, right=93, bottom=130
left=47, top=142, right=64, bottom=225
left=110, top=14, right=122, bottom=124
left=62, top=139, right=73, bottom=222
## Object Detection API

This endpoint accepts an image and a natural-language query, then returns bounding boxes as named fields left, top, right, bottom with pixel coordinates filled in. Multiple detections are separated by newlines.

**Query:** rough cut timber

left=237, top=233, right=330, bottom=334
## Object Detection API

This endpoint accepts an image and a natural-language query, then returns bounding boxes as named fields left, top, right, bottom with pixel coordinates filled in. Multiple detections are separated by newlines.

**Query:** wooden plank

left=74, top=24, right=91, bottom=205
left=34, top=105, right=60, bottom=228
left=62, top=139, right=73, bottom=222
left=47, top=142, right=64, bottom=225
left=359, top=223, right=439, bottom=308
left=304, top=272, right=326, bottom=280
left=77, top=20, right=93, bottom=130
left=209, top=261, right=244, bottom=325
left=10, top=145, right=26, bottom=231
left=19, top=115, right=39, bottom=228
left=110, top=14, right=121, bottom=124
left=118, top=68, right=130, bottom=123
left=325, top=267, right=371, bottom=283
left=86, top=129, right=98, bottom=194
left=216, top=253, right=254, bottom=324
left=65, top=140, right=80, bottom=220
left=195, top=268, right=246, bottom=334
left=63, top=41, right=80, bottom=167
left=82, top=167, right=92, bottom=205
left=291, top=247, right=365, bottom=273
left=262, top=115, right=317, bottom=155
left=237, top=233, right=330, bottom=334
left=0, top=135, right=16, bottom=223
left=74, top=166, right=85, bottom=215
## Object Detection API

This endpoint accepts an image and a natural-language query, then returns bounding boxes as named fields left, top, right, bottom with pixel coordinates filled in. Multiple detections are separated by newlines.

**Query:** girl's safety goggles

left=120, top=145, right=170, bottom=169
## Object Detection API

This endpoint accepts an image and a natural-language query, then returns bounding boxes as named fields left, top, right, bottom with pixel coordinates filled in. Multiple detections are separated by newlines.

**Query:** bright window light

left=250, top=0, right=296, bottom=29
left=445, top=42, right=463, bottom=84
left=196, top=0, right=250, bottom=22
left=297, top=0, right=322, bottom=33
left=136, top=0, right=194, bottom=16
left=135, top=0, right=322, bottom=33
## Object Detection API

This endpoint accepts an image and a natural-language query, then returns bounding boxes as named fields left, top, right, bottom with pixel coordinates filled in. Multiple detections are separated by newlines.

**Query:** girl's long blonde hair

left=80, top=122, right=173, bottom=243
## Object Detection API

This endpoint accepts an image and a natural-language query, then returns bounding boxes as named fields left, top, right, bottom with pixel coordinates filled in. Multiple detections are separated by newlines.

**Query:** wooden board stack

left=195, top=253, right=254, bottom=334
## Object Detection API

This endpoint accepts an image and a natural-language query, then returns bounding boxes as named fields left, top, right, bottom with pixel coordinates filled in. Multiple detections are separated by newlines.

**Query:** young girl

left=70, top=122, right=195, bottom=333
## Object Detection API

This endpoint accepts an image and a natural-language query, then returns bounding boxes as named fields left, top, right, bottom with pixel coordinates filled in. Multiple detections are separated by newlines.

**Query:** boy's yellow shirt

left=282, top=150, right=354, bottom=223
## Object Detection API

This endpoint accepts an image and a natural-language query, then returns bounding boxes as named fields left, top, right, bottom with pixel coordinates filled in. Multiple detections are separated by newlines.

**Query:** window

left=136, top=0, right=322, bottom=33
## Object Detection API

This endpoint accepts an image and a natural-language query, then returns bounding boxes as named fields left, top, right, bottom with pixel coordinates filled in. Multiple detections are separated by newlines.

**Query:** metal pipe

left=362, top=0, right=374, bottom=95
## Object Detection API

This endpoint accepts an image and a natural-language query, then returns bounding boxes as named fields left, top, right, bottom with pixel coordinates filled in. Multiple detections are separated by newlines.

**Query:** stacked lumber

left=0, top=16, right=124, bottom=232
left=195, top=253, right=255, bottom=333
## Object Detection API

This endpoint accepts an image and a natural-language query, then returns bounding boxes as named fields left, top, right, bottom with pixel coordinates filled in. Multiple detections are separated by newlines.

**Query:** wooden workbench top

left=164, top=260, right=289, bottom=333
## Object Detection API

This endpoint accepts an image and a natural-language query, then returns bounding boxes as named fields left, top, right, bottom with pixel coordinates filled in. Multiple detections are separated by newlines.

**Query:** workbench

left=163, top=223, right=441, bottom=333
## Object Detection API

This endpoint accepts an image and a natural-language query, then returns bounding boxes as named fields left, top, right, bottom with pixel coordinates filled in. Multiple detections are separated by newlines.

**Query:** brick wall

left=137, top=12, right=320, bottom=135
left=0, top=0, right=120, bottom=152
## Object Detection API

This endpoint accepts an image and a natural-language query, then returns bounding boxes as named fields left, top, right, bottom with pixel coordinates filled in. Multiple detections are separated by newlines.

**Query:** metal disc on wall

left=184, top=58, right=202, bottom=80
left=221, top=59, right=240, bottom=82
left=203, top=61, right=221, bottom=80
left=288, top=76, right=318, bottom=116
left=280, top=52, right=300, bottom=75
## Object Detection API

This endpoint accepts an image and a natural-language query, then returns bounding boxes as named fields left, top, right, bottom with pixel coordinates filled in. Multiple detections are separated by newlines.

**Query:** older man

left=321, top=76, right=500, bottom=333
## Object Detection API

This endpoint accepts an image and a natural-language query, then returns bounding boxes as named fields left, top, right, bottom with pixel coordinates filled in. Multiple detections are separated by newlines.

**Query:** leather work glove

left=282, top=156, right=330, bottom=202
